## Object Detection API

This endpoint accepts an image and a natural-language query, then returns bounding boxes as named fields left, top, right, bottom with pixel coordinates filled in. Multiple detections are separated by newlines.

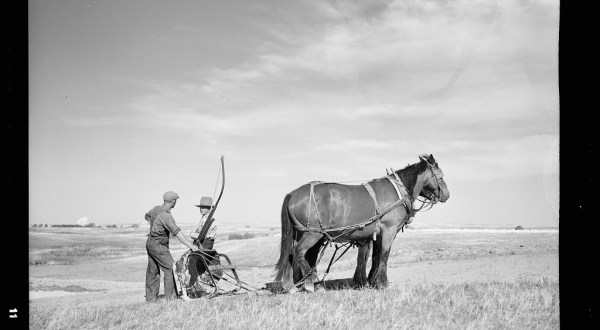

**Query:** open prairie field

left=29, top=223, right=558, bottom=329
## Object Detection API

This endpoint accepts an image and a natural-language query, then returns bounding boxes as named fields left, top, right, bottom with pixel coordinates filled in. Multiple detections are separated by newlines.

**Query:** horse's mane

left=398, top=160, right=426, bottom=175
left=394, top=155, right=430, bottom=192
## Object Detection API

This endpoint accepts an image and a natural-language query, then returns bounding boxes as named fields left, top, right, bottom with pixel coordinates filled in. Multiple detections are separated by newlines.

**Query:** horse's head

left=417, top=154, right=450, bottom=203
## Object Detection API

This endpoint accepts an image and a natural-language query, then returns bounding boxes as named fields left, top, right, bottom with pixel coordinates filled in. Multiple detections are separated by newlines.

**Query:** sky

left=28, top=0, right=559, bottom=228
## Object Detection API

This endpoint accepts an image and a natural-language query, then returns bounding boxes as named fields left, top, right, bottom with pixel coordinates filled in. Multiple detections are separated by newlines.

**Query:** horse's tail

left=274, top=193, right=295, bottom=282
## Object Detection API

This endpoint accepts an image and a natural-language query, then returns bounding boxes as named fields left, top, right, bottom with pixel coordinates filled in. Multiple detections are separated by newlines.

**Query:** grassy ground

left=29, top=225, right=559, bottom=329
left=30, top=277, right=558, bottom=330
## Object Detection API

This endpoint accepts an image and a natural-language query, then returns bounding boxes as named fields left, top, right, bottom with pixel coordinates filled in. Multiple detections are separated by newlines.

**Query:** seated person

left=191, top=196, right=217, bottom=250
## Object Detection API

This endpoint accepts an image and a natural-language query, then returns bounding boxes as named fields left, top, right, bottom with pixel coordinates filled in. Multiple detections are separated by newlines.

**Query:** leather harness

left=301, top=176, right=413, bottom=238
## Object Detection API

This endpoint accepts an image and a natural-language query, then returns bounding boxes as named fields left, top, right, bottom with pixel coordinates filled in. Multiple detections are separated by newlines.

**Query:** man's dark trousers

left=145, top=237, right=176, bottom=301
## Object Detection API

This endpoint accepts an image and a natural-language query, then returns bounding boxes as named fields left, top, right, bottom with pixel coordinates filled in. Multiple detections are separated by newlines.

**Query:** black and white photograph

left=14, top=0, right=585, bottom=328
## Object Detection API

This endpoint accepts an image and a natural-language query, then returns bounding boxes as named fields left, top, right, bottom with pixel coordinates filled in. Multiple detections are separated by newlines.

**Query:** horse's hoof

left=304, top=283, right=315, bottom=292
left=288, top=286, right=299, bottom=294
left=315, top=284, right=325, bottom=292
left=353, top=278, right=368, bottom=288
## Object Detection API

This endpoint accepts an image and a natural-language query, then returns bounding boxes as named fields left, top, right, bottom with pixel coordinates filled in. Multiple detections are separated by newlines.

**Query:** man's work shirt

left=145, top=206, right=165, bottom=227
left=192, top=214, right=217, bottom=240
left=148, top=208, right=182, bottom=238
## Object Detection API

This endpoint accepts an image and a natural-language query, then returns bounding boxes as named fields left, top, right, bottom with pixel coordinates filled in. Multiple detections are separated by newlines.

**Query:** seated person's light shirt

left=190, top=214, right=217, bottom=239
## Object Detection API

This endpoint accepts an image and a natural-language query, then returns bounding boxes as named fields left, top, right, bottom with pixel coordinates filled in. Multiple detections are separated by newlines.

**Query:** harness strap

left=308, top=181, right=324, bottom=229
left=361, top=182, right=380, bottom=215
left=294, top=195, right=410, bottom=235
left=387, top=176, right=412, bottom=212
left=292, top=180, right=411, bottom=238
left=308, top=181, right=334, bottom=240
left=386, top=176, right=404, bottom=199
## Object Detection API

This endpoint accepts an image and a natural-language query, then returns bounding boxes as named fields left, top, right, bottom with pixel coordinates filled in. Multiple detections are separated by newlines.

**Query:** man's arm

left=160, top=213, right=199, bottom=251
left=145, top=206, right=160, bottom=224
left=145, top=210, right=153, bottom=223
left=176, top=232, right=199, bottom=251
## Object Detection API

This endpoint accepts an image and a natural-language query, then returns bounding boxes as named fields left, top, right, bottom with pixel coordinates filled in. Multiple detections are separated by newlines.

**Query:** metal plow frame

left=175, top=250, right=256, bottom=299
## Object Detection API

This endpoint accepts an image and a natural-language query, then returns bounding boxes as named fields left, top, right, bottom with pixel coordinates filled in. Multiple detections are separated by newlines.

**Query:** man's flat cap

left=163, top=191, right=180, bottom=201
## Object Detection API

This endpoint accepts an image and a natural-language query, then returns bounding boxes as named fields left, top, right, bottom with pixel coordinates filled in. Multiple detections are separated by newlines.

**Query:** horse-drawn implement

left=173, top=154, right=450, bottom=299
left=173, top=249, right=261, bottom=299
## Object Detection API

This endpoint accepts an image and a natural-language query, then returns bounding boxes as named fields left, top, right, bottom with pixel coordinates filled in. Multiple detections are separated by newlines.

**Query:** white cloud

left=77, top=217, right=88, bottom=226
left=64, top=0, right=558, bottom=183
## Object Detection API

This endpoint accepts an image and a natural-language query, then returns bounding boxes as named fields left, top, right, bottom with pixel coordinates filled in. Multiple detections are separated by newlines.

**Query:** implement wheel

left=175, top=250, right=223, bottom=298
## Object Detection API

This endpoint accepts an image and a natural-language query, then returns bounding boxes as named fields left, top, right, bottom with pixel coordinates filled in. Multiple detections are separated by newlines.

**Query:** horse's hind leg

left=306, top=237, right=326, bottom=291
left=292, top=232, right=324, bottom=292
left=292, top=256, right=302, bottom=285
left=353, top=240, right=372, bottom=287
left=285, top=255, right=303, bottom=294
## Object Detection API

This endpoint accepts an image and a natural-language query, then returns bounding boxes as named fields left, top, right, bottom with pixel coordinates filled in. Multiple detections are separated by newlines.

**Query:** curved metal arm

left=206, top=155, right=225, bottom=222
left=194, top=156, right=225, bottom=248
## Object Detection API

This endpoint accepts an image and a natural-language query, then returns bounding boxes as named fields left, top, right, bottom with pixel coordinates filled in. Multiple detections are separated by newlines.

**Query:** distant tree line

left=52, top=223, right=98, bottom=227
left=228, top=232, right=256, bottom=240
left=105, top=224, right=139, bottom=228
left=31, top=223, right=98, bottom=228
left=31, top=223, right=140, bottom=228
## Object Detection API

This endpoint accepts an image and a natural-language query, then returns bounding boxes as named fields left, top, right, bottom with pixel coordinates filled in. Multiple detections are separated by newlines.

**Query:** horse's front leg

left=292, top=232, right=324, bottom=292
left=368, top=225, right=398, bottom=288
left=353, top=240, right=372, bottom=287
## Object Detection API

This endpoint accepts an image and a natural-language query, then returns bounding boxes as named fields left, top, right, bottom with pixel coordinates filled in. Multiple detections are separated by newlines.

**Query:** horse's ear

left=428, top=154, right=436, bottom=164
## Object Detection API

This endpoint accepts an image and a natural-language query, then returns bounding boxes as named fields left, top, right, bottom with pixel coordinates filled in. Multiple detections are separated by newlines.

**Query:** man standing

left=191, top=196, right=218, bottom=250
left=145, top=191, right=199, bottom=302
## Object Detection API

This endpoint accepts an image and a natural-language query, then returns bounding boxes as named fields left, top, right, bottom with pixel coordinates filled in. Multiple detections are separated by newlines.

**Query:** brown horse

left=274, top=154, right=450, bottom=292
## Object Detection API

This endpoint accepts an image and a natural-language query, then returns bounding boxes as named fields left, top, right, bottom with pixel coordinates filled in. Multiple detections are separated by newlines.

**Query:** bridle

left=414, top=162, right=443, bottom=212
left=428, top=163, right=444, bottom=199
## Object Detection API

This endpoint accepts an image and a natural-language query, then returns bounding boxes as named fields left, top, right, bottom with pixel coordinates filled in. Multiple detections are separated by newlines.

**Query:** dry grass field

left=29, top=223, right=559, bottom=329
